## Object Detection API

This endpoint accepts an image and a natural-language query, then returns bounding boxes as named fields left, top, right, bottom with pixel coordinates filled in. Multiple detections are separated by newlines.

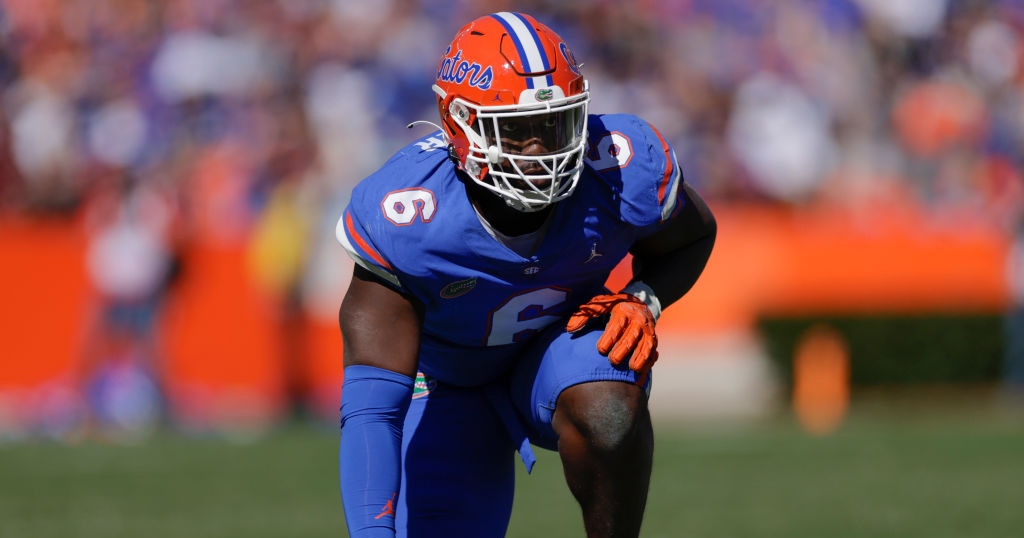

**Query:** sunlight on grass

left=1, top=390, right=1021, bottom=538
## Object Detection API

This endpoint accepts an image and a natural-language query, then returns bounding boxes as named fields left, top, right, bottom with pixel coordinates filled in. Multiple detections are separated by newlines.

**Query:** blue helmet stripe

left=491, top=12, right=554, bottom=89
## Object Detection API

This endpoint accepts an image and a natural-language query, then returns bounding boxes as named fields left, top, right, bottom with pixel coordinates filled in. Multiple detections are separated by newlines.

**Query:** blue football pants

left=395, top=325, right=649, bottom=538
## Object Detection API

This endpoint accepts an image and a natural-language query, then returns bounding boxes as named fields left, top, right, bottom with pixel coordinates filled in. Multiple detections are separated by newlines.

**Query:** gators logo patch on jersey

left=412, top=372, right=438, bottom=399
left=440, top=277, right=478, bottom=298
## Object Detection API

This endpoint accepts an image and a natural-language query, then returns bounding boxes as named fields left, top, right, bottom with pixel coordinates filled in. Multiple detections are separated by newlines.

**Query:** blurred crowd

left=2, top=0, right=1024, bottom=435
left=4, top=0, right=1024, bottom=218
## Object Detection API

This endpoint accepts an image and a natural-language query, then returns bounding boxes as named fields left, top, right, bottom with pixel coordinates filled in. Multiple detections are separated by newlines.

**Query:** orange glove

left=566, top=293, right=658, bottom=374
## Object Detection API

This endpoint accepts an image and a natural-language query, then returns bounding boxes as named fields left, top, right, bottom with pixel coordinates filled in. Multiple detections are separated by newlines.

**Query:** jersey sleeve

left=335, top=135, right=452, bottom=295
left=620, top=119, right=686, bottom=230
left=587, top=114, right=687, bottom=232
left=336, top=204, right=403, bottom=289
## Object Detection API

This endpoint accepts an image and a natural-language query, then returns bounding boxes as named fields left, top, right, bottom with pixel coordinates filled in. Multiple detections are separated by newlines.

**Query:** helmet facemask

left=437, top=84, right=590, bottom=212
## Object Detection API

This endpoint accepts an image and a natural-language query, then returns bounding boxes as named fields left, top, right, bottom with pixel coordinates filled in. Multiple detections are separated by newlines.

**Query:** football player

left=336, top=12, right=716, bottom=538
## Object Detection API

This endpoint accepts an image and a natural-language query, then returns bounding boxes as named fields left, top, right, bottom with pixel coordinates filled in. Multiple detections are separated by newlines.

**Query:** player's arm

left=340, top=264, right=423, bottom=375
left=628, top=182, right=716, bottom=311
left=567, top=183, right=716, bottom=373
left=338, top=265, right=424, bottom=538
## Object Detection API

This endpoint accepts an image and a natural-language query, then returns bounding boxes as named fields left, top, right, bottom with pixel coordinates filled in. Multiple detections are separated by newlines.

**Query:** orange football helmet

left=433, top=12, right=590, bottom=212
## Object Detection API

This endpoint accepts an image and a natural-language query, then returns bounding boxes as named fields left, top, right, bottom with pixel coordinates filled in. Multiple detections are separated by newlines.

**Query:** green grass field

left=2, top=391, right=1022, bottom=538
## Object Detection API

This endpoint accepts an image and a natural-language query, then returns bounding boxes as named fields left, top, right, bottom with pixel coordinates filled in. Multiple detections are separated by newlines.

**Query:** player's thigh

left=398, top=377, right=516, bottom=538
left=509, top=325, right=650, bottom=450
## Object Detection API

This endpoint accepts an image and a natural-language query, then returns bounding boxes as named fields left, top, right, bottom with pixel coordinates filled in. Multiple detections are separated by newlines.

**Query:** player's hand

left=566, top=293, right=658, bottom=374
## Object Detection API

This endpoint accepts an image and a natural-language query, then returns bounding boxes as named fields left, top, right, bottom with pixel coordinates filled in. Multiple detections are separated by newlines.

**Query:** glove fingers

left=608, top=326, right=642, bottom=365
left=579, top=303, right=612, bottom=318
left=565, top=301, right=614, bottom=333
left=641, top=348, right=660, bottom=377
left=628, top=332, right=657, bottom=372
left=565, top=314, right=588, bottom=333
left=597, top=315, right=628, bottom=359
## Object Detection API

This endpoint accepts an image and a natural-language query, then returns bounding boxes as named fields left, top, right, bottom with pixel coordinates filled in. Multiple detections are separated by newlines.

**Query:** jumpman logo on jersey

left=584, top=241, right=603, bottom=264
left=374, top=492, right=397, bottom=520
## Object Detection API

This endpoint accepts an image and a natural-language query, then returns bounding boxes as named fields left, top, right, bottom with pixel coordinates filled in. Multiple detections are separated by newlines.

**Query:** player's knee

left=556, top=382, right=650, bottom=454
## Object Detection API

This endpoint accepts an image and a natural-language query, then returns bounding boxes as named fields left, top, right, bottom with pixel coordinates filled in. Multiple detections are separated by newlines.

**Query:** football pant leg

left=398, top=380, right=516, bottom=538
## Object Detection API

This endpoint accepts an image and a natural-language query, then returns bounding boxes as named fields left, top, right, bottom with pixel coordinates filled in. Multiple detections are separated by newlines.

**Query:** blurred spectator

left=726, top=71, right=837, bottom=203
left=4, top=47, right=81, bottom=214
left=79, top=170, right=179, bottom=440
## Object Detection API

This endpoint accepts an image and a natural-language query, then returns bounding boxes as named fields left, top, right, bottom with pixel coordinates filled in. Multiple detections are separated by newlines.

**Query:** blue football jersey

left=337, top=113, right=686, bottom=386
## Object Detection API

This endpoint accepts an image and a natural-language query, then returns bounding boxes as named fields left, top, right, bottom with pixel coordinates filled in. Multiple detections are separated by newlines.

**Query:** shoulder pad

left=584, top=114, right=685, bottom=227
